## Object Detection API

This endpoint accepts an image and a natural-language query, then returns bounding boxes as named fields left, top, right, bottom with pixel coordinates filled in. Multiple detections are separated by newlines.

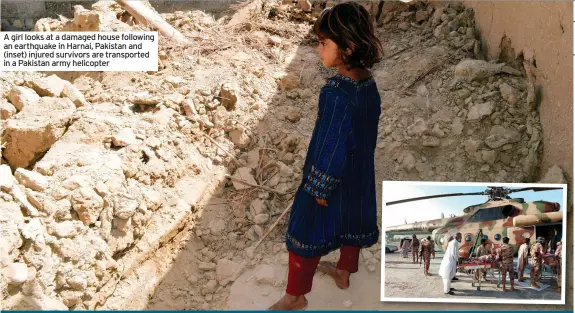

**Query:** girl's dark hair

left=313, top=1, right=384, bottom=69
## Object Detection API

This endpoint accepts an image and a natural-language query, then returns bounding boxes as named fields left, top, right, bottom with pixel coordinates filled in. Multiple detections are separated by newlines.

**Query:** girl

left=269, top=2, right=384, bottom=310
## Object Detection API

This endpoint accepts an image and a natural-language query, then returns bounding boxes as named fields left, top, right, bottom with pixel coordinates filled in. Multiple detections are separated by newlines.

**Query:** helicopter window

left=467, top=206, right=507, bottom=223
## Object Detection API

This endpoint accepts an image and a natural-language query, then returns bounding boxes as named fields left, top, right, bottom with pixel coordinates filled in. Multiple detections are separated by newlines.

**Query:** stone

left=229, top=127, right=250, bottom=148
left=539, top=164, right=567, bottom=184
left=431, top=124, right=445, bottom=137
left=407, top=118, right=428, bottom=136
left=422, top=137, right=440, bottom=147
left=71, top=187, right=105, bottom=226
left=0, top=99, right=17, bottom=119
left=216, top=259, right=241, bottom=285
left=250, top=198, right=266, bottom=216
left=164, top=75, right=186, bottom=87
left=112, top=193, right=139, bottom=219
left=62, top=82, right=88, bottom=107
left=255, top=264, right=276, bottom=285
left=398, top=22, right=410, bottom=31
left=484, top=125, right=521, bottom=149
left=182, top=99, right=197, bottom=116
left=402, top=153, right=416, bottom=171
left=14, top=168, right=49, bottom=192
left=253, top=214, right=269, bottom=225
left=467, top=101, right=494, bottom=120
left=415, top=10, right=430, bottom=23
left=231, top=167, right=257, bottom=190
left=481, top=150, right=497, bottom=165
left=219, top=83, right=238, bottom=110
left=0, top=165, right=16, bottom=191
left=2, top=97, right=76, bottom=168
left=27, top=75, right=68, bottom=97
left=451, top=118, right=464, bottom=135
left=3, top=263, right=28, bottom=285
left=499, top=83, right=519, bottom=105
left=199, top=262, right=217, bottom=271
left=7, top=86, right=40, bottom=111
left=285, top=106, right=301, bottom=123
left=112, top=128, right=136, bottom=147
left=464, top=139, right=479, bottom=155
left=131, top=91, right=161, bottom=106
left=212, top=106, right=229, bottom=128
left=209, top=219, right=226, bottom=234
left=48, top=220, right=82, bottom=238
left=278, top=73, right=299, bottom=91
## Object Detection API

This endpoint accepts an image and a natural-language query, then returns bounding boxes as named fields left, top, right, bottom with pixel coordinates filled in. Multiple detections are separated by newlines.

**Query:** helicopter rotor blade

left=386, top=192, right=486, bottom=206
left=508, top=187, right=564, bottom=194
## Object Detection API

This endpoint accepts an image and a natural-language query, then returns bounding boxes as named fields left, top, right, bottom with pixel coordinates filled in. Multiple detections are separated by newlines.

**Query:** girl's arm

left=303, top=88, right=352, bottom=203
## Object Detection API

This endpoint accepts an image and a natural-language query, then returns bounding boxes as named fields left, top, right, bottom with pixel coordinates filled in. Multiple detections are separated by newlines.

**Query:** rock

left=14, top=168, right=49, bottom=192
left=216, top=259, right=241, bottom=285
left=3, top=263, right=28, bottom=285
left=131, top=91, right=160, bottom=106
left=282, top=152, right=295, bottom=165
left=143, top=189, right=162, bottom=211
left=231, top=167, right=257, bottom=190
left=208, top=219, right=226, bottom=234
left=62, top=82, right=88, bottom=107
left=145, top=137, right=161, bottom=149
left=361, top=249, right=374, bottom=259
left=199, top=262, right=217, bottom=271
left=484, top=125, right=521, bottom=149
left=481, top=150, right=497, bottom=164
left=7, top=86, right=40, bottom=111
left=431, top=124, right=445, bottom=137
left=0, top=203, right=24, bottom=267
left=112, top=193, right=139, bottom=219
left=422, top=137, right=440, bottom=147
left=407, top=118, right=428, bottom=136
left=451, top=118, right=464, bottom=135
left=219, top=83, right=238, bottom=110
left=402, top=153, right=416, bottom=171
left=71, top=187, right=105, bottom=226
left=499, top=83, right=519, bottom=105
left=464, top=139, right=479, bottom=155
left=12, top=19, right=23, bottom=29
left=343, top=300, right=353, bottom=309
left=229, top=127, right=250, bottom=148
left=253, top=214, right=269, bottom=225
left=68, top=276, right=87, bottom=291
left=182, top=99, right=197, bottom=116
left=454, top=59, right=522, bottom=81
left=164, top=75, right=186, bottom=87
left=278, top=73, right=299, bottom=91
left=416, top=10, right=429, bottom=23
left=48, top=221, right=81, bottom=238
left=285, top=107, right=301, bottom=123
left=26, top=75, right=68, bottom=97
left=2, top=97, right=76, bottom=168
left=0, top=165, right=16, bottom=191
left=0, top=99, right=17, bottom=119
left=467, top=101, right=494, bottom=120
left=398, top=22, right=410, bottom=31
left=255, top=264, right=275, bottom=285
left=112, top=128, right=136, bottom=147
left=539, top=164, right=567, bottom=184
left=250, top=199, right=266, bottom=216
left=212, top=106, right=229, bottom=128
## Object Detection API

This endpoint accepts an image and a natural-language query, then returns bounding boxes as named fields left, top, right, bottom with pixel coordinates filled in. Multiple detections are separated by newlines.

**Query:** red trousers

left=286, top=246, right=360, bottom=296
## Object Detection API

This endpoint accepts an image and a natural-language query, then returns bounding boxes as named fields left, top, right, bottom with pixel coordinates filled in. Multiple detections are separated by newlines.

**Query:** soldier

left=517, top=238, right=530, bottom=282
left=411, top=234, right=420, bottom=264
left=554, top=241, right=562, bottom=293
left=401, top=237, right=410, bottom=258
left=419, top=236, right=435, bottom=276
left=496, top=237, right=515, bottom=292
left=530, top=236, right=545, bottom=288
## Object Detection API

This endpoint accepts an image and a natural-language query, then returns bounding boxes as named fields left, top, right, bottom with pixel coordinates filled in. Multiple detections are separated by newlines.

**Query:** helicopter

left=384, top=186, right=564, bottom=258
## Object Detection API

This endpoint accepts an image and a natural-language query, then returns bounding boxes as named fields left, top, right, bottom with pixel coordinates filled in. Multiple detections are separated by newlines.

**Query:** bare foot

left=316, top=261, right=350, bottom=289
left=268, top=294, right=308, bottom=311
left=502, top=287, right=507, bottom=292
left=510, top=286, right=515, bottom=292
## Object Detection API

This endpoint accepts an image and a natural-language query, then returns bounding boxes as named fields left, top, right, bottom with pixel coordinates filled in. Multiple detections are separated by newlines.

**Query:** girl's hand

left=315, top=198, right=328, bottom=207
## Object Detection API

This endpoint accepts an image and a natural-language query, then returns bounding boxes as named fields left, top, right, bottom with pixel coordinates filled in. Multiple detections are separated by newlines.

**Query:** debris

left=454, top=59, right=522, bottom=81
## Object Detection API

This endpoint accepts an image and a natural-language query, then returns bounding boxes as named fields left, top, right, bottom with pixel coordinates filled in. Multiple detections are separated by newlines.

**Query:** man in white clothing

left=439, top=232, right=461, bottom=295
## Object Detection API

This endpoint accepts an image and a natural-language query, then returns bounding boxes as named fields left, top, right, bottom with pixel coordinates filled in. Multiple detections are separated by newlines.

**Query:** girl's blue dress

left=286, top=74, right=381, bottom=258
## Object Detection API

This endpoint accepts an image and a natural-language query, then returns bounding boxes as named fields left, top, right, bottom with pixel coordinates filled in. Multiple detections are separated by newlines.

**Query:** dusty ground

left=0, top=0, right=571, bottom=311
left=384, top=251, right=561, bottom=301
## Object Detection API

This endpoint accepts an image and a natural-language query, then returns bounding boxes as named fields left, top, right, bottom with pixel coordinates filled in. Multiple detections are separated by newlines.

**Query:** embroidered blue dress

left=286, top=74, right=381, bottom=258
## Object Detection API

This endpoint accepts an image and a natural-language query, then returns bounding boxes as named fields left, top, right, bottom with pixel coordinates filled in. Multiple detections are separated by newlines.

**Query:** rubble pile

left=0, top=0, right=562, bottom=311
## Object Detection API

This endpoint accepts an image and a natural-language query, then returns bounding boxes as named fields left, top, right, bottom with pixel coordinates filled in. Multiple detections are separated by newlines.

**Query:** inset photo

left=381, top=181, right=566, bottom=305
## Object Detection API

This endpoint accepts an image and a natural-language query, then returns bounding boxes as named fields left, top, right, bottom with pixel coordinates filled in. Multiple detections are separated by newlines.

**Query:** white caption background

left=0, top=32, right=159, bottom=71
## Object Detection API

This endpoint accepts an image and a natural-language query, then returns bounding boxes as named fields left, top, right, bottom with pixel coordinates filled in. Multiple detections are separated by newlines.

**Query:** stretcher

left=457, top=260, right=499, bottom=291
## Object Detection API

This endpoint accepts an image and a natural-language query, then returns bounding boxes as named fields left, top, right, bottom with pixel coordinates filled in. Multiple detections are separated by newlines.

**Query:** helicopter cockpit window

left=467, top=206, right=507, bottom=223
